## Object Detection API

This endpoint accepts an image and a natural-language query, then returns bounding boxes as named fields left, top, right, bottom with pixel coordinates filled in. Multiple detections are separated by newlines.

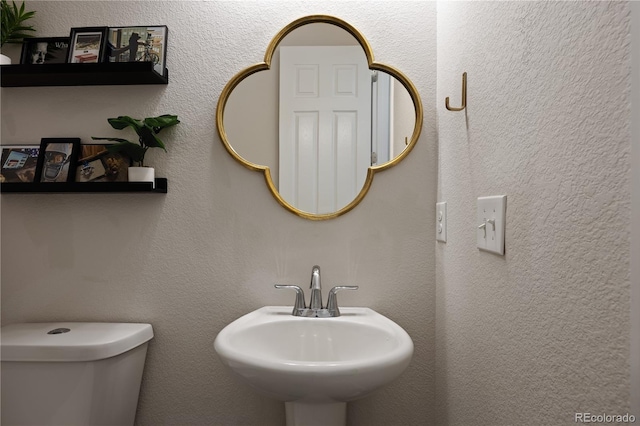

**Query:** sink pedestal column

left=285, top=401, right=347, bottom=426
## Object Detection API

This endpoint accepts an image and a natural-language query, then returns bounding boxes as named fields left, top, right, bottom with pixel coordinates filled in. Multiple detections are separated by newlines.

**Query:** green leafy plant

left=92, top=115, right=180, bottom=167
left=1, top=0, right=36, bottom=47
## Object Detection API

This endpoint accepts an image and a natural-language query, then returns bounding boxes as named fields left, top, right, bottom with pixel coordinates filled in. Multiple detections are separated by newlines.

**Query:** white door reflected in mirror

left=278, top=45, right=371, bottom=214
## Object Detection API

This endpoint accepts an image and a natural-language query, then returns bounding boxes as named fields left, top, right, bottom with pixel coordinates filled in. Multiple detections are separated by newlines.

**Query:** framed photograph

left=20, top=37, right=70, bottom=65
left=68, top=27, right=108, bottom=63
left=108, top=26, right=167, bottom=75
left=35, top=138, right=81, bottom=183
left=75, top=144, right=131, bottom=182
left=0, top=146, right=40, bottom=183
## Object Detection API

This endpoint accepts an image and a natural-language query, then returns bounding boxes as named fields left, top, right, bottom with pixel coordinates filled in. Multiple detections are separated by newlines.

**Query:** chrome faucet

left=309, top=265, right=323, bottom=310
left=275, top=265, right=358, bottom=317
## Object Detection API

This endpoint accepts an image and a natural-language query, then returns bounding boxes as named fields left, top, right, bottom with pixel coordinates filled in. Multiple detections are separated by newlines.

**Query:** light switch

left=436, top=202, right=447, bottom=242
left=477, top=196, right=506, bottom=255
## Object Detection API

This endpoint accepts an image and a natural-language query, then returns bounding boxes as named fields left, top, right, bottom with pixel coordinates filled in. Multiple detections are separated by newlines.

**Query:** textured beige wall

left=0, top=1, right=437, bottom=425
left=3, top=2, right=632, bottom=425
left=631, top=2, right=640, bottom=417
left=436, top=2, right=631, bottom=425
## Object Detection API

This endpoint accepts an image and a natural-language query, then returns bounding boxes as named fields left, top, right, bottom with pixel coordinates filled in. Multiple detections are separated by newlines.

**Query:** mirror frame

left=216, top=15, right=423, bottom=220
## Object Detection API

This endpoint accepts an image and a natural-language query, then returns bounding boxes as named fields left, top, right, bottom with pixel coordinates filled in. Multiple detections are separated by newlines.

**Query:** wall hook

left=445, top=72, right=467, bottom=112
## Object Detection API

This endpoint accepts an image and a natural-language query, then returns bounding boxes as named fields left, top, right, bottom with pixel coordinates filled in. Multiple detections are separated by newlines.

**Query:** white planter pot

left=128, top=167, right=155, bottom=188
left=0, top=54, right=11, bottom=65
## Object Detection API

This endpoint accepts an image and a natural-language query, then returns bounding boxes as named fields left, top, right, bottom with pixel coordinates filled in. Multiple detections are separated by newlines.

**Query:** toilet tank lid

left=1, top=322, right=154, bottom=362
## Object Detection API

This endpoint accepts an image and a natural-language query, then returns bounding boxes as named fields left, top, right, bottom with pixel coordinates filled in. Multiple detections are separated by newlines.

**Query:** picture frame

left=35, top=138, right=81, bottom=183
left=75, top=144, right=131, bottom=182
left=20, top=37, right=70, bottom=65
left=0, top=146, right=40, bottom=183
left=107, top=26, right=168, bottom=75
left=68, top=27, right=108, bottom=63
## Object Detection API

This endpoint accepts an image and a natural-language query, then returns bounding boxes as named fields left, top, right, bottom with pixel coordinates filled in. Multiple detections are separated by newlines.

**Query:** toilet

left=1, top=322, right=154, bottom=426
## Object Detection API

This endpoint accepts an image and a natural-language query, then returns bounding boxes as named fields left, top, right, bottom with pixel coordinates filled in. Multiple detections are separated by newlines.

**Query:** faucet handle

left=326, top=286, right=359, bottom=317
left=274, top=285, right=307, bottom=315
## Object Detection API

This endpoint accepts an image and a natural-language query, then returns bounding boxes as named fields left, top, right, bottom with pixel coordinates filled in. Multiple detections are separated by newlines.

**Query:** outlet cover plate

left=436, top=202, right=447, bottom=242
left=477, top=195, right=506, bottom=255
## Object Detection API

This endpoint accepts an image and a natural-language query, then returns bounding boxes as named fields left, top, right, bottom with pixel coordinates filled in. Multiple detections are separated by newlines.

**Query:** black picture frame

left=35, top=138, right=81, bottom=183
left=20, top=37, right=70, bottom=65
left=75, top=144, right=132, bottom=182
left=107, top=26, right=168, bottom=76
left=68, top=27, right=108, bottom=63
left=0, top=145, right=40, bottom=183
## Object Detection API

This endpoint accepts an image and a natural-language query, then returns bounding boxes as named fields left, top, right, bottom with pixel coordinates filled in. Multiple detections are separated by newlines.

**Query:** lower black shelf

left=0, top=178, right=167, bottom=193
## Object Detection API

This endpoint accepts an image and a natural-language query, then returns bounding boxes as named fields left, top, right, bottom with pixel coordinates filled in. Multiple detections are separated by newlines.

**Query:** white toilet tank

left=1, top=322, right=154, bottom=426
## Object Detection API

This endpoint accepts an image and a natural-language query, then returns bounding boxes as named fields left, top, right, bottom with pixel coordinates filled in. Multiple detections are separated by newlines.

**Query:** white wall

left=436, top=2, right=632, bottom=425
left=0, top=1, right=437, bottom=425
left=631, top=1, right=639, bottom=418
left=3, top=2, right=632, bottom=425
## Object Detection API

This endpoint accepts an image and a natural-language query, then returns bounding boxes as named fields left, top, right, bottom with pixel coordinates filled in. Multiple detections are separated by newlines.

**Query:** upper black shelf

left=0, top=62, right=168, bottom=87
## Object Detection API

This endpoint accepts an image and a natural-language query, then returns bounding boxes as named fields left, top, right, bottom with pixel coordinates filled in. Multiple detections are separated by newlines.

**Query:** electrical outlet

left=436, top=202, right=447, bottom=242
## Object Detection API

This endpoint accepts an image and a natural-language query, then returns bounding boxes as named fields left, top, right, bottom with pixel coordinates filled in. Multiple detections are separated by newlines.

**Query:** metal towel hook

left=445, top=72, right=467, bottom=112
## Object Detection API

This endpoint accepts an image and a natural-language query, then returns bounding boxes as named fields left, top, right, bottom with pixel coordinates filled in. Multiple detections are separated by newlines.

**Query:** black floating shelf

left=1, top=62, right=168, bottom=87
left=1, top=178, right=167, bottom=193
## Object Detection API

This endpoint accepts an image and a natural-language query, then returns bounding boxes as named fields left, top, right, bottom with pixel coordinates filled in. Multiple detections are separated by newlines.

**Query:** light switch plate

left=477, top=195, right=506, bottom=255
left=436, top=202, right=447, bottom=242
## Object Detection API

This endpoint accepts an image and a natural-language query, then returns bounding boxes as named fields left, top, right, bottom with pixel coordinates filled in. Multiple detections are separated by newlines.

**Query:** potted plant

left=1, top=0, right=36, bottom=64
left=92, top=114, right=180, bottom=186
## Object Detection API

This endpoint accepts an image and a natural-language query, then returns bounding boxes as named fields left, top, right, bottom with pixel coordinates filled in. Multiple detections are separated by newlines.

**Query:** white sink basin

left=214, top=306, right=413, bottom=425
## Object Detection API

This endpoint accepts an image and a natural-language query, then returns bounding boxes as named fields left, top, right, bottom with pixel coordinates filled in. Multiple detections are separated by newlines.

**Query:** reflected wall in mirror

left=217, top=15, right=423, bottom=220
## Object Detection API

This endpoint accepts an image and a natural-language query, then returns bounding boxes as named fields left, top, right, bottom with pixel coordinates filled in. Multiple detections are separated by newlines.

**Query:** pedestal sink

left=214, top=306, right=413, bottom=426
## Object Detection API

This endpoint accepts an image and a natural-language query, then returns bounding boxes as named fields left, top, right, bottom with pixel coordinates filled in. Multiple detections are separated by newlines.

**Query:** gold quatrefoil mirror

left=216, top=15, right=423, bottom=220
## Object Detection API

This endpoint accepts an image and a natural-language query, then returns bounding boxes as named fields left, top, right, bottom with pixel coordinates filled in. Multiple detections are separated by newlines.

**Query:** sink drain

left=47, top=328, right=71, bottom=335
